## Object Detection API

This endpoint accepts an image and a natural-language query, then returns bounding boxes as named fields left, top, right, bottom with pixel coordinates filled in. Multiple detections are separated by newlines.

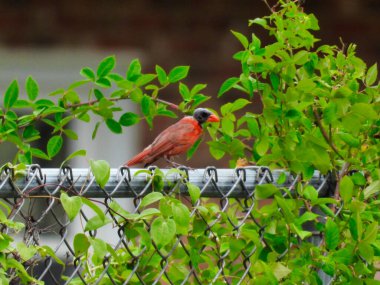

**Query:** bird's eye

left=201, top=112, right=208, bottom=117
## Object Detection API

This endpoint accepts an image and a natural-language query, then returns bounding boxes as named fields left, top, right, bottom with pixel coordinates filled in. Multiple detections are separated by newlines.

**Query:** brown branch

left=66, top=96, right=180, bottom=111
left=154, top=98, right=180, bottom=110
left=312, top=107, right=344, bottom=160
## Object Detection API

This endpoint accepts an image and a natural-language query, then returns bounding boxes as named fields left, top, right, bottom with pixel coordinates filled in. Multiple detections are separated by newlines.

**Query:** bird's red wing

left=148, top=120, right=200, bottom=156
left=126, top=118, right=201, bottom=166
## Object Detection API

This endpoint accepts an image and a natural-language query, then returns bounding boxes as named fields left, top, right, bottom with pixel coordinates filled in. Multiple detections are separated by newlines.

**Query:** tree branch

left=66, top=95, right=180, bottom=111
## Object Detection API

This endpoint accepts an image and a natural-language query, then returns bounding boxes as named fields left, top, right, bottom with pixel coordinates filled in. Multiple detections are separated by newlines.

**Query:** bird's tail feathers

left=124, top=148, right=151, bottom=167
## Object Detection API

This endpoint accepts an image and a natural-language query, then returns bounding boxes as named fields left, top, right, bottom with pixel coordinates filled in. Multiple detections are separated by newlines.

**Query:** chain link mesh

left=0, top=165, right=334, bottom=284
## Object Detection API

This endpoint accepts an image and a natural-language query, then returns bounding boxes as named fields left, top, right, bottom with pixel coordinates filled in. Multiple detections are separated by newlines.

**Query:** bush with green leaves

left=0, top=0, right=379, bottom=283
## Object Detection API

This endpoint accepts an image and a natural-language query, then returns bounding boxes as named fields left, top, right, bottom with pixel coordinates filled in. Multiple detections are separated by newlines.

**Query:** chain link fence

left=0, top=165, right=335, bottom=284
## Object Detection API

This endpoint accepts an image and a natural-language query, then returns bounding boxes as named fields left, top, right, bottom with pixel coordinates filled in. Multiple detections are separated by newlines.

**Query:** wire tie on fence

left=118, top=166, right=131, bottom=183
left=58, top=165, right=74, bottom=183
left=235, top=167, right=247, bottom=182
left=177, top=166, right=189, bottom=183
left=2, top=165, right=14, bottom=181
left=27, top=164, right=45, bottom=184
left=257, top=166, right=273, bottom=183
left=204, top=166, right=218, bottom=183
left=147, top=165, right=158, bottom=181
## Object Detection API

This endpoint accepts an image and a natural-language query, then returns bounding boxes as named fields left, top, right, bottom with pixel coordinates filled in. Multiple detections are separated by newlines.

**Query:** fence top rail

left=0, top=165, right=331, bottom=198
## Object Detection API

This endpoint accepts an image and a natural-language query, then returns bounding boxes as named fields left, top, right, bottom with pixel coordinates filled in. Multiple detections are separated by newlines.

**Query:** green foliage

left=90, top=159, right=110, bottom=189
left=0, top=0, right=378, bottom=283
left=213, top=1, right=379, bottom=179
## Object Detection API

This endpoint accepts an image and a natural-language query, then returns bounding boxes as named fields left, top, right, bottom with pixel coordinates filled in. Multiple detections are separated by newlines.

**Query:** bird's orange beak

left=207, top=114, right=220, bottom=123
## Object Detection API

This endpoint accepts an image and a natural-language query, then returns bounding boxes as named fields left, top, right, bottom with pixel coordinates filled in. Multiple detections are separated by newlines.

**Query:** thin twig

left=66, top=95, right=180, bottom=111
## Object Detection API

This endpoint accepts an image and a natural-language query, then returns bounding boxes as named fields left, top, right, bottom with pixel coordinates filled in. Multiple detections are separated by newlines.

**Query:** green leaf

left=81, top=197, right=106, bottom=219
left=218, top=77, right=239, bottom=97
left=179, top=82, right=190, bottom=100
left=337, top=132, right=360, bottom=148
left=80, top=67, right=96, bottom=81
left=365, top=63, right=377, bottom=86
left=231, top=30, right=249, bottom=49
left=249, top=17, right=267, bottom=28
left=119, top=112, right=140, bottom=127
left=92, top=121, right=101, bottom=140
left=340, top=176, right=354, bottom=204
left=277, top=172, right=287, bottom=184
left=60, top=192, right=82, bottom=222
left=105, top=118, right=122, bottom=134
left=47, top=135, right=63, bottom=158
left=155, top=65, right=167, bottom=85
left=64, top=129, right=78, bottom=140
left=245, top=116, right=260, bottom=137
left=351, top=103, right=377, bottom=120
left=136, top=74, right=156, bottom=86
left=359, top=242, right=374, bottom=262
left=39, top=245, right=64, bottom=266
left=95, top=77, right=111, bottom=88
left=295, top=212, right=319, bottom=226
left=168, top=66, right=189, bottom=83
left=91, top=238, right=108, bottom=261
left=141, top=95, right=155, bottom=117
left=187, top=138, right=202, bottom=160
left=363, top=180, right=380, bottom=199
left=191, top=83, right=207, bottom=95
left=255, top=184, right=279, bottom=199
left=351, top=172, right=367, bottom=186
left=290, top=224, right=312, bottom=240
left=16, top=242, right=37, bottom=261
left=25, top=76, right=39, bottom=101
left=30, top=148, right=50, bottom=160
left=349, top=216, right=359, bottom=241
left=127, top=59, right=142, bottom=81
left=97, top=55, right=116, bottom=77
left=150, top=217, right=176, bottom=248
left=275, top=196, right=296, bottom=223
left=325, top=218, right=339, bottom=250
left=4, top=80, right=19, bottom=109
left=255, top=137, right=269, bottom=156
left=23, top=125, right=39, bottom=139
left=231, top=98, right=250, bottom=112
left=139, top=208, right=161, bottom=219
left=65, top=90, right=80, bottom=103
left=140, top=192, right=164, bottom=208
left=187, top=182, right=201, bottom=204
left=73, top=233, right=90, bottom=256
left=84, top=215, right=112, bottom=231
left=90, top=160, right=110, bottom=189
left=60, top=149, right=87, bottom=167
left=172, top=203, right=190, bottom=235
left=363, top=221, right=378, bottom=243
left=68, top=79, right=90, bottom=89
left=221, top=118, right=234, bottom=137
left=272, top=262, right=291, bottom=281
left=293, top=50, right=309, bottom=65
left=270, top=73, right=280, bottom=90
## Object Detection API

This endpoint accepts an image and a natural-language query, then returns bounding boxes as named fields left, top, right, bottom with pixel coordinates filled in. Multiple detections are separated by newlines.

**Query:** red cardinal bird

left=125, top=108, right=219, bottom=167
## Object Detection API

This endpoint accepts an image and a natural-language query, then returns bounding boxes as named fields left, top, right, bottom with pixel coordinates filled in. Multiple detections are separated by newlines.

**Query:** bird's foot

left=165, top=159, right=194, bottom=170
